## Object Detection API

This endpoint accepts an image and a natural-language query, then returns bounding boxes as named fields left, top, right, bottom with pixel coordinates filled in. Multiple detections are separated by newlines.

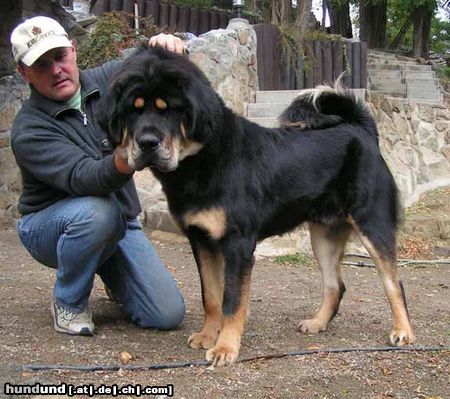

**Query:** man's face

left=18, top=43, right=80, bottom=102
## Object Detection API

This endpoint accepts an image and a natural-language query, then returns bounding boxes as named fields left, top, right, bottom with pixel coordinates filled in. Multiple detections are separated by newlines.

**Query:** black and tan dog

left=100, top=45, right=415, bottom=366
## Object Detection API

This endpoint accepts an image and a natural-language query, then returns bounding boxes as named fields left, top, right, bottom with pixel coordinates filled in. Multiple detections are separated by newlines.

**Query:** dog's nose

left=138, top=134, right=160, bottom=151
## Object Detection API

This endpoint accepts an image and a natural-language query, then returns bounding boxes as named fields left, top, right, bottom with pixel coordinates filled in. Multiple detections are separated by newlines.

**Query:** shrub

left=77, top=11, right=160, bottom=69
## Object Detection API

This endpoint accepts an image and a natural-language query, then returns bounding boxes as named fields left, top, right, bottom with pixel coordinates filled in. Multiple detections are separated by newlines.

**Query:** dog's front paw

left=298, top=318, right=328, bottom=334
left=206, top=344, right=239, bottom=367
left=188, top=332, right=217, bottom=350
left=390, top=328, right=415, bottom=346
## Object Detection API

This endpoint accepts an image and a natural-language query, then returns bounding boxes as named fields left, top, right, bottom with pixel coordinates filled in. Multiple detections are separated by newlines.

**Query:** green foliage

left=77, top=12, right=160, bottom=69
left=430, top=18, right=450, bottom=56
left=387, top=0, right=449, bottom=55
left=274, top=252, right=313, bottom=267
left=437, top=66, right=450, bottom=81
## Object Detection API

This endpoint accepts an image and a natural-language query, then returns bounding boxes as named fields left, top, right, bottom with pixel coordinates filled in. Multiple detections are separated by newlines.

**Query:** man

left=10, top=16, right=185, bottom=336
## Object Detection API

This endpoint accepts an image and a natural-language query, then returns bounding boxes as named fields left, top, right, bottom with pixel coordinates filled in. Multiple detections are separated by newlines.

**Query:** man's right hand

left=114, top=139, right=134, bottom=175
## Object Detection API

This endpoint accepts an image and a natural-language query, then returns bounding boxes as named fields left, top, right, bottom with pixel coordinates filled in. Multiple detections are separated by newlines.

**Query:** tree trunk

left=271, top=0, right=293, bottom=25
left=328, top=0, right=352, bottom=38
left=412, top=5, right=433, bottom=58
left=388, top=16, right=413, bottom=50
left=359, top=0, right=387, bottom=48
left=294, top=0, right=313, bottom=36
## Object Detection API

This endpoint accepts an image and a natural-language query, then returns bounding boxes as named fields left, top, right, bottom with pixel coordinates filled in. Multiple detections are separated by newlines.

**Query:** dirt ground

left=0, top=188, right=449, bottom=399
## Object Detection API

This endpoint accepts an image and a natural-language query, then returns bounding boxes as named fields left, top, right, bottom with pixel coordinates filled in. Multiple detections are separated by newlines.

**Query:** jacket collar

left=29, top=69, right=100, bottom=117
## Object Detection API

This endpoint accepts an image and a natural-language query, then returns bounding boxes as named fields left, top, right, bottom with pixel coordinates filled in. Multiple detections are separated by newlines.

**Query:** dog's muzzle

left=138, top=133, right=161, bottom=152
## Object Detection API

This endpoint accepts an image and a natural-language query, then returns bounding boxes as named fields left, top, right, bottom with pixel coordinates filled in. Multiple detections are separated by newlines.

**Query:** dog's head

left=99, top=45, right=223, bottom=172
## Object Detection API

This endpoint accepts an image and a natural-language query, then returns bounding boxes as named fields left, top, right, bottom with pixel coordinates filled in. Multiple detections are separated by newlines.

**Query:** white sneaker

left=51, top=298, right=95, bottom=336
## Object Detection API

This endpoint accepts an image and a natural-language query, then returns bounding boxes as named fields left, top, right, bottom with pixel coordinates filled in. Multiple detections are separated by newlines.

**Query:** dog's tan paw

left=206, top=344, right=239, bottom=367
left=298, top=318, right=328, bottom=334
left=188, top=332, right=217, bottom=350
left=389, top=328, right=415, bottom=346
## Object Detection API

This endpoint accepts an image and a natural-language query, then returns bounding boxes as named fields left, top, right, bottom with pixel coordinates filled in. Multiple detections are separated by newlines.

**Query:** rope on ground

left=24, top=345, right=449, bottom=372
left=342, top=253, right=450, bottom=268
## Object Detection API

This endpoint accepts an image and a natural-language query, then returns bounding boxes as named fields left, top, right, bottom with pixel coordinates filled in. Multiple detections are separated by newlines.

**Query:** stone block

left=442, top=145, right=450, bottom=160
left=418, top=103, right=434, bottom=123
left=0, top=132, right=9, bottom=149
left=437, top=219, right=450, bottom=240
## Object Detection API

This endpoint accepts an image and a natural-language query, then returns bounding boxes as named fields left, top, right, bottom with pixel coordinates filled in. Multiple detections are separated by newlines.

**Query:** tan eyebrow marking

left=134, top=97, right=145, bottom=109
left=155, top=98, right=167, bottom=110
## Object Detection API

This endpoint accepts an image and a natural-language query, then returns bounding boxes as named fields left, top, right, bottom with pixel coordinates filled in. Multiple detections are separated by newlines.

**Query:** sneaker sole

left=51, top=300, right=95, bottom=336
left=53, top=322, right=95, bottom=336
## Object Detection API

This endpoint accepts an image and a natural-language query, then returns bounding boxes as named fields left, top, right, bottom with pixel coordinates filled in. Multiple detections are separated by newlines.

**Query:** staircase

left=247, top=89, right=366, bottom=128
left=368, top=50, right=443, bottom=106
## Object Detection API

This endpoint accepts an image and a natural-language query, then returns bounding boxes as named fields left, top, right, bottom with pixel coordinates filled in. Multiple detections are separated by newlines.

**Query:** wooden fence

left=254, top=24, right=367, bottom=91
left=61, top=3, right=367, bottom=90
left=60, top=0, right=261, bottom=35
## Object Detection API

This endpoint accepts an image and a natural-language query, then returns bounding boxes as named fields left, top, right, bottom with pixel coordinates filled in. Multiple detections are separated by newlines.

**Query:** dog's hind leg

left=187, top=242, right=224, bottom=350
left=206, top=238, right=255, bottom=366
left=348, top=216, right=415, bottom=346
left=298, top=222, right=351, bottom=334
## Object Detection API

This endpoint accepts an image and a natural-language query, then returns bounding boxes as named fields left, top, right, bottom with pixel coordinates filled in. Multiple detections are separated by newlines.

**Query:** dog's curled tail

left=279, top=81, right=377, bottom=138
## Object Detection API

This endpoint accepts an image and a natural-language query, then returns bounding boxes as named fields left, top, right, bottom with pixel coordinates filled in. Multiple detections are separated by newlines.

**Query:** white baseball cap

left=10, top=16, right=72, bottom=66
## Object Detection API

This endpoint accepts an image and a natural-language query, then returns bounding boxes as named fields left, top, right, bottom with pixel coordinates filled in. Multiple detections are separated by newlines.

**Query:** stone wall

left=368, top=93, right=450, bottom=207
left=0, top=74, right=28, bottom=221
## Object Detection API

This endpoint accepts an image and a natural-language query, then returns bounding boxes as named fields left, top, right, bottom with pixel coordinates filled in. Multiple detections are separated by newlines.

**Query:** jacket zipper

left=54, top=107, right=89, bottom=126
left=81, top=111, right=88, bottom=126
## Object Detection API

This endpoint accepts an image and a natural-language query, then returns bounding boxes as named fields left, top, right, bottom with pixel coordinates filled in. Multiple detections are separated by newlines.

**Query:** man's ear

left=70, top=39, right=78, bottom=60
left=17, top=63, right=31, bottom=84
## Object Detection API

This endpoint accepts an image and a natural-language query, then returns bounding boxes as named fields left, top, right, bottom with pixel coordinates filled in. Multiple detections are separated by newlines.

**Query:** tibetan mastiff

left=100, top=45, right=415, bottom=366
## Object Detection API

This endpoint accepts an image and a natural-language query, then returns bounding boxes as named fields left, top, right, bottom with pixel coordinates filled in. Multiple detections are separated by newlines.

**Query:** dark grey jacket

left=10, top=60, right=141, bottom=219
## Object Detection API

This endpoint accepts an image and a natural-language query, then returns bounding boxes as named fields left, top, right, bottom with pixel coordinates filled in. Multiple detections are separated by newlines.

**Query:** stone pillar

left=187, top=17, right=258, bottom=115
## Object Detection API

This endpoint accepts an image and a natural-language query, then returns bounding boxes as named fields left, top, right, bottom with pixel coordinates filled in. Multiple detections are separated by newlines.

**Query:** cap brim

left=21, top=35, right=72, bottom=67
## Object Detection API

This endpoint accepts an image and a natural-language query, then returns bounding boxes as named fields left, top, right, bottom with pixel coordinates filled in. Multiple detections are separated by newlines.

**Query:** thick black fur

left=100, top=45, right=406, bottom=361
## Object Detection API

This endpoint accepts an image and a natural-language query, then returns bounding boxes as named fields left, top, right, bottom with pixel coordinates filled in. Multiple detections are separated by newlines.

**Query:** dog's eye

left=155, top=98, right=168, bottom=111
left=134, top=97, right=145, bottom=109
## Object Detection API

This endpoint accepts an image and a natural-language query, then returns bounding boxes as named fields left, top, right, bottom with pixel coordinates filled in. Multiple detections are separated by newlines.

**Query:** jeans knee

left=136, top=296, right=185, bottom=330
left=81, top=196, right=126, bottom=242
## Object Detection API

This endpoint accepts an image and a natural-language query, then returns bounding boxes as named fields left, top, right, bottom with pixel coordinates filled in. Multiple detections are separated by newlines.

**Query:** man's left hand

left=148, top=33, right=184, bottom=54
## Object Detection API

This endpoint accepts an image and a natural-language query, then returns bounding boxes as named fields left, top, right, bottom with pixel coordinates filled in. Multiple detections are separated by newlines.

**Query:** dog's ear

left=98, top=83, right=126, bottom=147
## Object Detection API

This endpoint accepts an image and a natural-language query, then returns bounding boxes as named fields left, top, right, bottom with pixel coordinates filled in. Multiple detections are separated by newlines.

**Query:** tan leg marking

left=206, top=272, right=252, bottom=366
left=184, top=207, right=227, bottom=240
left=348, top=217, right=415, bottom=346
left=299, top=223, right=350, bottom=334
left=188, top=247, right=224, bottom=350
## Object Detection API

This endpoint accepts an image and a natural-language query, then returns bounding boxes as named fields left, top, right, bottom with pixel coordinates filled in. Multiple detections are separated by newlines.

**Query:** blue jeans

left=17, top=195, right=185, bottom=330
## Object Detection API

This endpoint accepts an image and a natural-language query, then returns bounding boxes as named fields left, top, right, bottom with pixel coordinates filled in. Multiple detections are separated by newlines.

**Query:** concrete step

left=407, top=85, right=441, bottom=94
left=248, top=117, right=279, bottom=128
left=404, top=77, right=440, bottom=85
left=370, top=90, right=407, bottom=98
left=255, top=90, right=303, bottom=104
left=255, top=89, right=366, bottom=104
left=369, top=63, right=432, bottom=72
left=370, top=83, right=406, bottom=93
left=368, top=64, right=400, bottom=71
left=408, top=92, right=443, bottom=102
left=402, top=71, right=435, bottom=79
left=407, top=98, right=444, bottom=105
left=368, top=70, right=402, bottom=78
left=247, top=103, right=288, bottom=118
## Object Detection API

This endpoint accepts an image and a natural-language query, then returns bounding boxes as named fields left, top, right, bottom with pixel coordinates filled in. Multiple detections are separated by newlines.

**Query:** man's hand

left=114, top=134, right=134, bottom=175
left=148, top=33, right=184, bottom=54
